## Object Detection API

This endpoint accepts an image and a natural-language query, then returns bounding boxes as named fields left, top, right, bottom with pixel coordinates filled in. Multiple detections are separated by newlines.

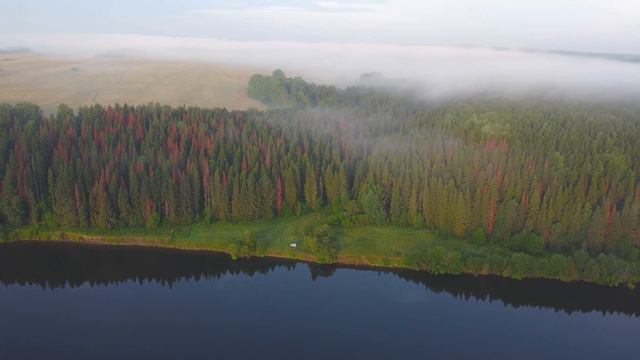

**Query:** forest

left=1, top=70, right=640, bottom=286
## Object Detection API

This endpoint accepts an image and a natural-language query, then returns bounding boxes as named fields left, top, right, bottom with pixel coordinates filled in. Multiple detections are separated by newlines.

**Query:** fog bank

left=2, top=33, right=640, bottom=101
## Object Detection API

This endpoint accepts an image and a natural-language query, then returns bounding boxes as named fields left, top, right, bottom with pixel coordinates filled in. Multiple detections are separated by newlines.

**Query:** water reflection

left=1, top=241, right=639, bottom=317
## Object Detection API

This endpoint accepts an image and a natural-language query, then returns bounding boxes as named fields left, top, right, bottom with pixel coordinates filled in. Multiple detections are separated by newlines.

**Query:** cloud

left=311, top=1, right=381, bottom=12
left=181, top=0, right=640, bottom=52
left=2, top=1, right=639, bottom=52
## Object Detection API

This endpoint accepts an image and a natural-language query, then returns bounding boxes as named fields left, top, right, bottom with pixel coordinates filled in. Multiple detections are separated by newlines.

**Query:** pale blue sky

left=1, top=0, right=639, bottom=53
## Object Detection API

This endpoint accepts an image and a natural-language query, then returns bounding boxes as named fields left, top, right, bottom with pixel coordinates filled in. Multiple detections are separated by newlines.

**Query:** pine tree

left=259, top=171, right=274, bottom=219
left=52, top=166, right=77, bottom=227
left=587, top=204, right=607, bottom=253
left=452, top=191, right=470, bottom=237
left=231, top=177, right=242, bottom=221
left=407, top=184, right=422, bottom=227
left=303, top=158, right=318, bottom=210
left=117, top=184, right=133, bottom=226
left=0, top=169, right=26, bottom=226
left=284, top=164, right=298, bottom=214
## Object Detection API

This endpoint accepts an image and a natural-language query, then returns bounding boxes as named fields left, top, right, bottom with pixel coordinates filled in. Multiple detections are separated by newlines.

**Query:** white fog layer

left=2, top=33, right=639, bottom=100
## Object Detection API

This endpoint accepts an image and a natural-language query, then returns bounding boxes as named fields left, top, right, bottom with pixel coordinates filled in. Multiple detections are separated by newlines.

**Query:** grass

left=6, top=215, right=639, bottom=287
left=6, top=215, right=318, bottom=261
left=5, top=215, right=442, bottom=267
left=3, top=215, right=504, bottom=268
left=0, top=53, right=265, bottom=114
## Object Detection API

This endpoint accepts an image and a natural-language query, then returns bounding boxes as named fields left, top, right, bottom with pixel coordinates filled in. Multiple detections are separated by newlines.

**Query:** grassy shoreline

left=3, top=217, right=640, bottom=288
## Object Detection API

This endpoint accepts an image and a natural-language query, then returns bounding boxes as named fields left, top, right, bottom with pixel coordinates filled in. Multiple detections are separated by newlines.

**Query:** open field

left=0, top=53, right=265, bottom=114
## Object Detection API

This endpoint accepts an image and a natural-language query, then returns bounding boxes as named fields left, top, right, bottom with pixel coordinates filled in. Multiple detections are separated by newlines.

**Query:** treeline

left=1, top=71, right=640, bottom=279
left=248, top=69, right=339, bottom=107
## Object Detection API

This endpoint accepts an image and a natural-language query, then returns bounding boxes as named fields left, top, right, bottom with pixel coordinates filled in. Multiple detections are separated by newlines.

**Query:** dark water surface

left=1, top=241, right=639, bottom=359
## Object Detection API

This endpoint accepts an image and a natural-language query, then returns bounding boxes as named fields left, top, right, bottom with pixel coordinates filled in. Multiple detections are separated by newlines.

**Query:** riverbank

left=3, top=215, right=640, bottom=288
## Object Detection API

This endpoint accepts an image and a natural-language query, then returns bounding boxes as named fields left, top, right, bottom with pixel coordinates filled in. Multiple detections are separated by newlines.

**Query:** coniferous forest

left=2, top=70, right=640, bottom=286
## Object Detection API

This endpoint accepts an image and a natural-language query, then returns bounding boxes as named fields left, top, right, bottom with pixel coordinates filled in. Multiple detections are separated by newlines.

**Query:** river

left=0, top=241, right=638, bottom=359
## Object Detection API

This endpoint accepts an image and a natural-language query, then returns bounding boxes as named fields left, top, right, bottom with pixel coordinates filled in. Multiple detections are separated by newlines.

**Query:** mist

left=2, top=33, right=640, bottom=102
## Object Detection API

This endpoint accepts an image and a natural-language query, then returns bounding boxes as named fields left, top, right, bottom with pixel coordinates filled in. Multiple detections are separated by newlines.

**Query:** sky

left=1, top=0, right=640, bottom=53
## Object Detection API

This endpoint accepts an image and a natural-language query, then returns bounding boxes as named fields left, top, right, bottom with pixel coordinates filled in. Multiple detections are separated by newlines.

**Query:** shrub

left=404, top=245, right=463, bottom=275
left=508, top=231, right=544, bottom=255
left=486, top=252, right=509, bottom=274
left=230, top=230, right=257, bottom=260
left=357, top=183, right=387, bottom=225
left=337, top=200, right=360, bottom=227
left=614, top=237, right=640, bottom=262
left=547, top=254, right=569, bottom=279
left=303, top=223, right=338, bottom=264
left=572, top=248, right=590, bottom=273
left=506, top=252, right=534, bottom=280
left=471, top=228, right=486, bottom=246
